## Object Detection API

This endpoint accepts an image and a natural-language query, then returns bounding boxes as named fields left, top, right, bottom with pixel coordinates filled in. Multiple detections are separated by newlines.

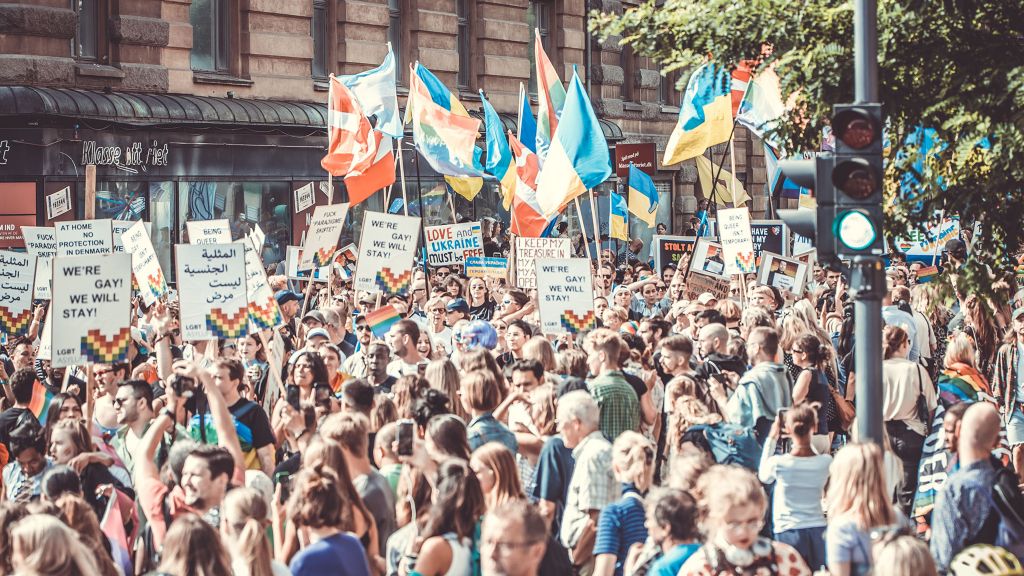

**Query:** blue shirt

left=649, top=543, right=701, bottom=576
left=289, top=532, right=370, bottom=576
left=467, top=413, right=518, bottom=453
left=530, top=435, right=575, bottom=536
left=1016, top=343, right=1024, bottom=400
left=930, top=459, right=997, bottom=572
left=593, top=484, right=648, bottom=576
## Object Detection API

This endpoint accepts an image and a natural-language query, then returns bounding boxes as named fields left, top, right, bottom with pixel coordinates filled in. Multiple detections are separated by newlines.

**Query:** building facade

left=0, top=0, right=771, bottom=269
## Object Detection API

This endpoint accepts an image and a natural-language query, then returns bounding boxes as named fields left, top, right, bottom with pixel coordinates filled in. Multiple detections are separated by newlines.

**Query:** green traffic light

left=834, top=210, right=877, bottom=251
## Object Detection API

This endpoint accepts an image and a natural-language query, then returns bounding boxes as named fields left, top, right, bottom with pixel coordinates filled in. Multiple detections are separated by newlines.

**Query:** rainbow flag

left=663, top=63, right=733, bottom=166
left=481, top=92, right=516, bottom=210
left=534, top=30, right=566, bottom=163
left=365, top=305, right=401, bottom=339
left=29, top=380, right=55, bottom=425
left=915, top=265, right=939, bottom=283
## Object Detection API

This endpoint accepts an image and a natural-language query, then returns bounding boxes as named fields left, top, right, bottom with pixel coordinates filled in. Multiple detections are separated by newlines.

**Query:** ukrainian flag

left=481, top=92, right=516, bottom=210
left=535, top=70, right=612, bottom=219
left=610, top=190, right=629, bottom=241
left=663, top=63, right=733, bottom=166
left=627, top=163, right=658, bottom=228
left=517, top=83, right=538, bottom=154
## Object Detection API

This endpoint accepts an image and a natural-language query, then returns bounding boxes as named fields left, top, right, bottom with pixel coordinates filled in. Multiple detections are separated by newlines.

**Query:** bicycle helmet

left=950, top=545, right=1024, bottom=576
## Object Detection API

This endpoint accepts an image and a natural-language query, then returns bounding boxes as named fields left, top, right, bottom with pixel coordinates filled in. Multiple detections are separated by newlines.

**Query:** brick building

left=0, top=0, right=770, bottom=268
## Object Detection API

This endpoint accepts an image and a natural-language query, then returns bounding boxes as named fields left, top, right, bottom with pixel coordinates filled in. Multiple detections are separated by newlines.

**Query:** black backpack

left=991, top=464, right=1024, bottom=556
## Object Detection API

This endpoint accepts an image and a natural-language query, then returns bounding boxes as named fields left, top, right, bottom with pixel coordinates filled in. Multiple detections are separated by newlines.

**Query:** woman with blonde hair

left=871, top=534, right=937, bottom=576
left=223, top=487, right=290, bottom=576
left=678, top=465, right=810, bottom=575
left=522, top=335, right=558, bottom=373
left=826, top=443, right=903, bottom=576
left=154, top=513, right=234, bottom=576
left=52, top=494, right=120, bottom=576
left=9, top=514, right=100, bottom=576
left=593, top=431, right=656, bottom=576
left=424, top=359, right=467, bottom=420
left=469, top=442, right=523, bottom=512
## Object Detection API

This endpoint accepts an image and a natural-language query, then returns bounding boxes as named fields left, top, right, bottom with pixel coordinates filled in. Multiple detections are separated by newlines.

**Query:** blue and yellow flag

left=481, top=92, right=516, bottom=210
left=627, top=163, right=658, bottom=228
left=663, top=63, right=733, bottom=166
left=518, top=83, right=538, bottom=154
left=610, top=190, right=629, bottom=241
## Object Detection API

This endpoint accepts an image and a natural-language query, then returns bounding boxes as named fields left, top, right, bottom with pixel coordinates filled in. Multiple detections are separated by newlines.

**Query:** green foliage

left=592, top=0, right=1024, bottom=295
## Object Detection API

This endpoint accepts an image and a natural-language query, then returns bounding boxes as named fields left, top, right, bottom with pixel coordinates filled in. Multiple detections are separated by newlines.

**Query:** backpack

left=187, top=401, right=261, bottom=470
left=991, top=464, right=1024, bottom=556
left=686, top=422, right=762, bottom=471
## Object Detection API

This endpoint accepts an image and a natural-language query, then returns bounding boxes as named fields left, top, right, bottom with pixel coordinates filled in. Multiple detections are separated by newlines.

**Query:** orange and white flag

left=321, top=76, right=375, bottom=176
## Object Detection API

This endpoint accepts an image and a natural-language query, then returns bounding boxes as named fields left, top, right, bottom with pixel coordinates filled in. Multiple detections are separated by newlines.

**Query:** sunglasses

left=95, top=368, right=114, bottom=376
left=355, top=325, right=370, bottom=332
left=502, top=299, right=512, bottom=305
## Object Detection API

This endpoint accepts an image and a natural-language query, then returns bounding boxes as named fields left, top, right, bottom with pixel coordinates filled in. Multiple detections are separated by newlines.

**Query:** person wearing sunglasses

left=92, top=362, right=129, bottom=437
left=341, top=315, right=374, bottom=379
left=467, top=277, right=495, bottom=321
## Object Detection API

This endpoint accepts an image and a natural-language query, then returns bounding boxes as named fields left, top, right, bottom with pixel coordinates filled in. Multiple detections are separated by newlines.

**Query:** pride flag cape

left=663, top=63, right=733, bottom=166
left=534, top=30, right=566, bottom=163
left=366, top=305, right=401, bottom=339
left=481, top=92, right=516, bottom=210
left=609, top=190, right=628, bottom=241
left=627, top=163, right=658, bottom=228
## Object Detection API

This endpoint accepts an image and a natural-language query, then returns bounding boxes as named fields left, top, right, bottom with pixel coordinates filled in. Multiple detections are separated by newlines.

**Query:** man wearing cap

left=302, top=309, right=326, bottom=335
left=275, top=289, right=302, bottom=350
left=992, top=289, right=1024, bottom=482
left=304, top=328, right=331, bottom=351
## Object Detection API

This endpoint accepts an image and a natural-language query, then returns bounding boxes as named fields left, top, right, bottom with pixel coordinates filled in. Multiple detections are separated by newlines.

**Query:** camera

left=167, top=373, right=196, bottom=400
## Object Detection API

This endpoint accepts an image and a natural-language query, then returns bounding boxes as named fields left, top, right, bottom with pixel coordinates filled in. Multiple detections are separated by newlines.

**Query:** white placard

left=46, top=186, right=71, bottom=220
left=22, top=226, right=56, bottom=300
left=50, top=253, right=132, bottom=368
left=424, top=221, right=484, bottom=266
left=36, top=305, right=53, bottom=360
left=111, top=221, right=136, bottom=253
left=121, top=220, right=167, bottom=306
left=514, top=237, right=571, bottom=289
left=186, top=219, right=232, bottom=245
left=0, top=251, right=36, bottom=338
left=299, top=203, right=350, bottom=271
left=718, top=207, right=756, bottom=275
left=244, top=235, right=283, bottom=331
left=354, top=212, right=421, bottom=295
left=176, top=243, right=248, bottom=341
left=55, top=219, right=113, bottom=257
left=689, top=238, right=728, bottom=278
left=535, top=258, right=596, bottom=335
left=756, top=252, right=809, bottom=297
left=285, top=246, right=328, bottom=282
left=294, top=183, right=315, bottom=214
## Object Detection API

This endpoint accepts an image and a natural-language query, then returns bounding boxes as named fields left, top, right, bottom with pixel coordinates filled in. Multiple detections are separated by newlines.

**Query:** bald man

left=930, top=403, right=1004, bottom=570
left=694, top=323, right=747, bottom=414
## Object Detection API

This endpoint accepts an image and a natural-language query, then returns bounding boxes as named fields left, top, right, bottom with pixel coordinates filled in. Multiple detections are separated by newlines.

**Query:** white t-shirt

left=758, top=443, right=832, bottom=532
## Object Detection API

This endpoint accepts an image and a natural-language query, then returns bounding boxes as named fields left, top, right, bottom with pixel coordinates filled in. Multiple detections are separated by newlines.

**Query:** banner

left=51, top=253, right=132, bottom=368
left=653, top=235, right=697, bottom=273
left=176, top=243, right=248, bottom=341
left=893, top=215, right=960, bottom=263
left=0, top=251, right=36, bottom=338
left=244, top=235, right=283, bottom=331
left=354, top=212, right=421, bottom=295
left=718, top=208, right=757, bottom=275
left=756, top=252, right=809, bottom=297
left=186, top=219, right=232, bottom=245
left=466, top=256, right=509, bottom=279
left=535, top=258, right=596, bottom=334
left=514, top=237, right=571, bottom=289
left=22, top=226, right=56, bottom=300
left=299, top=203, right=349, bottom=271
left=683, top=269, right=731, bottom=302
left=121, top=221, right=167, bottom=306
left=55, top=219, right=113, bottom=257
left=689, top=238, right=728, bottom=279
left=750, top=220, right=789, bottom=259
left=424, top=221, right=484, bottom=266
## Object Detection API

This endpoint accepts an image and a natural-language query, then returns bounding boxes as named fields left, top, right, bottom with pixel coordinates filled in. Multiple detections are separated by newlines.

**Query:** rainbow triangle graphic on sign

left=735, top=252, right=756, bottom=273
left=560, top=310, right=596, bottom=334
left=80, top=327, right=132, bottom=364
left=146, top=269, right=167, bottom=300
left=375, top=267, right=412, bottom=295
left=248, top=297, right=282, bottom=330
left=0, top=307, right=32, bottom=338
left=206, top=307, right=248, bottom=339
left=312, top=246, right=335, bottom=268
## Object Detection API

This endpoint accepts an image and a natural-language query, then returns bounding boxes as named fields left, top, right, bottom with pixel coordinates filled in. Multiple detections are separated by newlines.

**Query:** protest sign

left=424, top=222, right=484, bottom=266
left=285, top=246, right=329, bottom=282
left=514, top=237, right=571, bottom=289
left=244, top=235, right=283, bottom=331
left=689, top=239, right=728, bottom=279
left=793, top=234, right=814, bottom=256
left=0, top=251, right=36, bottom=338
left=298, top=203, right=349, bottom=271
left=750, top=220, right=789, bottom=259
left=176, top=243, right=248, bottom=341
left=756, top=252, right=809, bottom=297
left=653, top=235, right=697, bottom=273
left=22, top=226, right=57, bottom=300
left=121, top=220, right=167, bottom=306
left=46, top=187, right=71, bottom=220
left=186, top=219, right=232, bottom=245
left=111, top=221, right=136, bottom=253
left=535, top=258, right=596, bottom=334
left=683, top=269, right=731, bottom=302
left=294, top=182, right=315, bottom=214
left=718, top=208, right=757, bottom=275
left=36, top=306, right=53, bottom=361
left=894, top=215, right=960, bottom=263
left=51, top=253, right=132, bottom=368
left=466, top=256, right=509, bottom=279
left=354, top=212, right=421, bottom=295
left=55, top=219, right=113, bottom=257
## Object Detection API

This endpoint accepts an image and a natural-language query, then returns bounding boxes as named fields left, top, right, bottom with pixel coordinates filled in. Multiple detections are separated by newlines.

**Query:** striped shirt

left=587, top=371, right=640, bottom=441
left=594, top=484, right=649, bottom=576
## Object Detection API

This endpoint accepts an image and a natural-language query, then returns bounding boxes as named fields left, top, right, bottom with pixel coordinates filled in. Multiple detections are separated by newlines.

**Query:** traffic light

left=778, top=154, right=840, bottom=270
left=831, top=104, right=884, bottom=255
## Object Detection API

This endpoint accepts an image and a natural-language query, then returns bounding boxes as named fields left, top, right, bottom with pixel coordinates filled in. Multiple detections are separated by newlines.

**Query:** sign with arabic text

left=354, top=212, right=421, bottom=295
left=0, top=251, right=36, bottom=338
left=176, top=243, right=248, bottom=341
left=55, top=219, right=113, bottom=257
left=50, top=253, right=132, bottom=368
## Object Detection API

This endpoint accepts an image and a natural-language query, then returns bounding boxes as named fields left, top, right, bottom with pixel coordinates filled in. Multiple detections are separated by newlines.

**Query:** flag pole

left=574, top=196, right=593, bottom=260
left=447, top=189, right=457, bottom=223
left=413, top=150, right=431, bottom=294
left=397, top=141, right=410, bottom=216
left=326, top=74, right=335, bottom=205
left=729, top=132, right=740, bottom=207
left=588, top=188, right=601, bottom=261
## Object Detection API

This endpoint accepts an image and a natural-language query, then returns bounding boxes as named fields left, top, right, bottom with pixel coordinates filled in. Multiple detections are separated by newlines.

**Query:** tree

left=592, top=0, right=1024, bottom=297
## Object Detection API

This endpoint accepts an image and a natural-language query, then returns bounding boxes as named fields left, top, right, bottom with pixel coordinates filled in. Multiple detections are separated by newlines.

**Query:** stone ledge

left=0, top=54, right=74, bottom=85
left=192, top=71, right=255, bottom=87
left=0, top=4, right=76, bottom=38
left=112, top=15, right=170, bottom=47
left=75, top=63, right=126, bottom=79
left=591, top=63, right=623, bottom=85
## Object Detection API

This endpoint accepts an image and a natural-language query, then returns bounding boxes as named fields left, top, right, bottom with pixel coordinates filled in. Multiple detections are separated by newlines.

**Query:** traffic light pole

left=854, top=0, right=878, bottom=102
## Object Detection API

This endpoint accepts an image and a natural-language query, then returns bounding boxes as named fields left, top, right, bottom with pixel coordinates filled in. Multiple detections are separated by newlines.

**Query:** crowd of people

left=0, top=234, right=1023, bottom=576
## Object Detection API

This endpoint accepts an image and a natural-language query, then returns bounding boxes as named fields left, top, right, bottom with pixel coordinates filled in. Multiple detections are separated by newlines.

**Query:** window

left=621, top=46, right=635, bottom=102
left=527, top=1, right=551, bottom=96
left=659, top=72, right=677, bottom=106
left=388, top=0, right=402, bottom=80
left=456, top=0, right=472, bottom=89
left=73, top=0, right=101, bottom=61
left=312, top=0, right=329, bottom=80
left=190, top=0, right=231, bottom=73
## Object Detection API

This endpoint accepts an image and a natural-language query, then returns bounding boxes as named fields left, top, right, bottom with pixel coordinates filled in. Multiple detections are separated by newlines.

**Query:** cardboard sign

left=244, top=234, right=283, bottom=331
left=21, top=226, right=56, bottom=300
left=683, top=269, right=731, bottom=302
left=514, top=237, right=571, bottom=289
left=354, top=212, right=421, bottom=295
left=750, top=220, right=789, bottom=259
left=55, top=219, right=114, bottom=257
left=0, top=251, right=36, bottom=338
left=121, top=220, right=167, bottom=306
left=186, top=219, right=232, bottom=245
left=285, top=246, right=328, bottom=282
left=689, top=238, right=729, bottom=279
left=299, top=203, right=349, bottom=271
left=756, top=252, right=809, bottom=297
left=46, top=186, right=71, bottom=220
left=50, top=253, right=133, bottom=368
left=718, top=208, right=757, bottom=275
left=535, top=258, right=596, bottom=334
left=653, top=235, right=697, bottom=273
left=466, top=256, right=509, bottom=279
left=294, top=182, right=316, bottom=214
left=425, top=221, right=484, bottom=266
left=176, top=243, right=248, bottom=341
left=111, top=221, right=136, bottom=253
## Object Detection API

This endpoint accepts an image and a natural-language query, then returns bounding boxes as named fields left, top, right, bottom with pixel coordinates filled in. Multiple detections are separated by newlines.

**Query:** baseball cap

left=446, top=297, right=470, bottom=314
left=945, top=238, right=967, bottom=257
left=302, top=310, right=326, bottom=325
left=306, top=328, right=330, bottom=341
left=696, top=292, right=718, bottom=306
left=274, top=290, right=301, bottom=305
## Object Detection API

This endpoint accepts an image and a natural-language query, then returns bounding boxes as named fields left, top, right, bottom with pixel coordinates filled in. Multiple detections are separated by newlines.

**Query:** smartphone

left=275, top=471, right=291, bottom=503
left=397, top=419, right=415, bottom=457
left=286, top=385, right=301, bottom=411
left=777, top=408, right=790, bottom=437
